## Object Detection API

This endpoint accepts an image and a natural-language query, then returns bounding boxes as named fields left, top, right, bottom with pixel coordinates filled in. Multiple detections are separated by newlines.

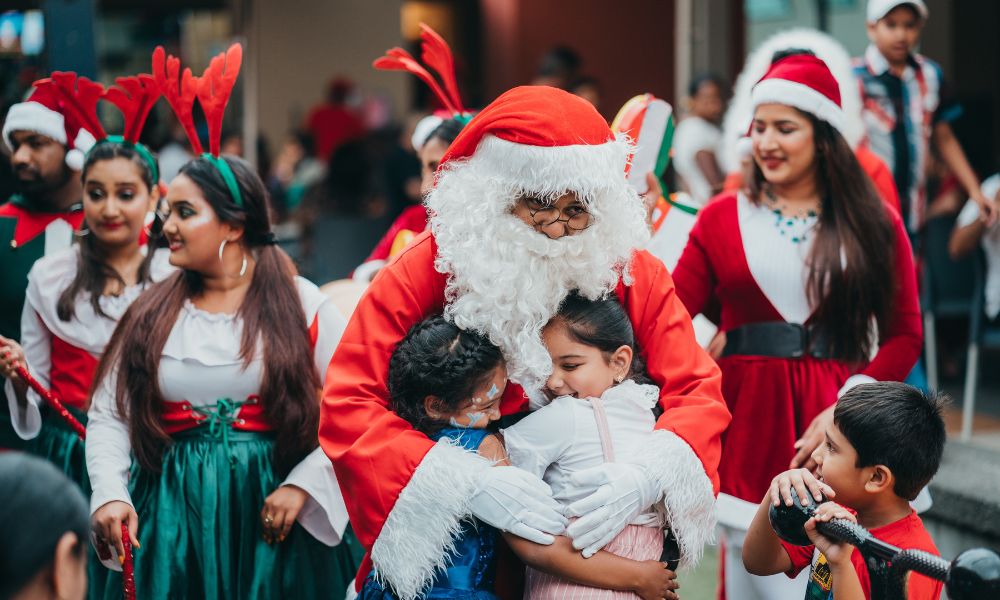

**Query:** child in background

left=360, top=313, right=678, bottom=600
left=742, top=382, right=946, bottom=599
left=503, top=293, right=679, bottom=599
left=855, top=0, right=996, bottom=233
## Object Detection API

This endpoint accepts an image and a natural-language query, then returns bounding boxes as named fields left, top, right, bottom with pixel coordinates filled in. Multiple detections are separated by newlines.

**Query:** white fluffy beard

left=427, top=144, right=650, bottom=402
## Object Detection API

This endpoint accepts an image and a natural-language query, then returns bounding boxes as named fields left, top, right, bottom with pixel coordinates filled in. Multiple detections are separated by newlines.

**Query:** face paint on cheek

left=465, top=411, right=486, bottom=427
left=486, top=383, right=500, bottom=400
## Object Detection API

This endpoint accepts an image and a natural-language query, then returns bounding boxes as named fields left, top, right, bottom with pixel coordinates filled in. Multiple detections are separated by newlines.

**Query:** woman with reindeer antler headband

left=86, top=44, right=362, bottom=598
left=0, top=68, right=175, bottom=600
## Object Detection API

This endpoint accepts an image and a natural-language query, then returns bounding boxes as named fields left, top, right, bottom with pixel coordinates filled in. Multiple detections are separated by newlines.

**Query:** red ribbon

left=121, top=523, right=136, bottom=600
left=14, top=365, right=86, bottom=440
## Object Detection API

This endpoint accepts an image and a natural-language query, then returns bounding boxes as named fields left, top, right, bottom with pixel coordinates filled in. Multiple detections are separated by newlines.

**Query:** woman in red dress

left=672, top=52, right=921, bottom=600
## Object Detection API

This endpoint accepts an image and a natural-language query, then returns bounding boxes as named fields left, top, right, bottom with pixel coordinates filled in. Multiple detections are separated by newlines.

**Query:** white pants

left=719, top=523, right=810, bottom=600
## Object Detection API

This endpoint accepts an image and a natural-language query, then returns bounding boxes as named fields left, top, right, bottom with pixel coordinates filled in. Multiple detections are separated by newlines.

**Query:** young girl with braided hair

left=360, top=309, right=677, bottom=600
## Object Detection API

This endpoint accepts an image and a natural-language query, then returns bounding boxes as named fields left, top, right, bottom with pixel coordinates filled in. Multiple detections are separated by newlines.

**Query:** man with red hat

left=0, top=85, right=93, bottom=450
left=320, top=86, right=730, bottom=599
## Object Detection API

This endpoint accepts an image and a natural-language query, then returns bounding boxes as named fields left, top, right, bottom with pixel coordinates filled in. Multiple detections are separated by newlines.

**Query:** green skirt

left=100, top=426, right=363, bottom=600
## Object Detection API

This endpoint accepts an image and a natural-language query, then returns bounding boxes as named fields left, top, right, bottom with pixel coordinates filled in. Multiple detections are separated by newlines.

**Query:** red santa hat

left=3, top=83, right=98, bottom=170
left=438, top=85, right=627, bottom=197
left=750, top=53, right=845, bottom=135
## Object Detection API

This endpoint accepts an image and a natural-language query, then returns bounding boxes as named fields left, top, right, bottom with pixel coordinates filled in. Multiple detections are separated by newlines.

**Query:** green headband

left=91, top=136, right=160, bottom=186
left=201, top=153, right=244, bottom=208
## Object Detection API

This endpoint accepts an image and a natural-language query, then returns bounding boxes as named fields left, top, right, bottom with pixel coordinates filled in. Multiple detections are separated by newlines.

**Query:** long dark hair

left=748, top=112, right=895, bottom=362
left=57, top=143, right=158, bottom=321
left=93, top=155, right=320, bottom=475
left=552, top=291, right=652, bottom=384
left=388, top=315, right=504, bottom=435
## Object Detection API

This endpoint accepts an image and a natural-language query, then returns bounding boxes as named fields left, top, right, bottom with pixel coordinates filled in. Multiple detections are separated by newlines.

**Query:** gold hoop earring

left=218, top=239, right=228, bottom=262
left=239, top=252, right=248, bottom=278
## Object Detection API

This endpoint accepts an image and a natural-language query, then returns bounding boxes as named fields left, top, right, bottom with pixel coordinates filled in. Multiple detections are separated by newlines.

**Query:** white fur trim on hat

left=752, top=78, right=846, bottom=134
left=867, top=0, right=927, bottom=23
left=64, top=128, right=97, bottom=171
left=411, top=115, right=443, bottom=152
left=370, top=440, right=490, bottom=600
left=468, top=134, right=631, bottom=199
left=3, top=101, right=67, bottom=149
left=721, top=28, right=864, bottom=173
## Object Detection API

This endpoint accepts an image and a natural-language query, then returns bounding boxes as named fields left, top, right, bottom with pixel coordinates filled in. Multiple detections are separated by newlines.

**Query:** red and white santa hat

left=438, top=85, right=628, bottom=197
left=2, top=83, right=97, bottom=170
left=750, top=53, right=845, bottom=135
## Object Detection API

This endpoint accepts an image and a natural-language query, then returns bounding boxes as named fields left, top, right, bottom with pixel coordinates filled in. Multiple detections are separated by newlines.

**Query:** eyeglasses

left=523, top=197, right=593, bottom=231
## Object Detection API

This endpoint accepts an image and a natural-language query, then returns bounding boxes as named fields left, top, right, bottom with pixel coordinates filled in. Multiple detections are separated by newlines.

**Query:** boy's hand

left=632, top=561, right=679, bottom=600
left=804, top=502, right=857, bottom=565
left=768, top=468, right=835, bottom=508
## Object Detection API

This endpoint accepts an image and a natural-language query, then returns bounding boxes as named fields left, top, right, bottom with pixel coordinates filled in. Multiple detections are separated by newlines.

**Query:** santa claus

left=319, top=86, right=731, bottom=599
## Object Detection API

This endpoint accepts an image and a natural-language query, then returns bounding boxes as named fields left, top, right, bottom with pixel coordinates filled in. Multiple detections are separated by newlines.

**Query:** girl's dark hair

left=58, top=143, right=159, bottom=321
left=427, top=117, right=465, bottom=147
left=93, top=154, right=319, bottom=475
left=389, top=315, right=504, bottom=435
left=748, top=112, right=895, bottom=362
left=552, top=292, right=652, bottom=385
left=0, top=453, right=89, bottom=598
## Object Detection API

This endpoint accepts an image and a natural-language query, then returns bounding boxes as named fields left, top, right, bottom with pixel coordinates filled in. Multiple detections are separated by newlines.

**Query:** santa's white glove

left=470, top=466, right=568, bottom=545
left=565, top=463, right=662, bottom=557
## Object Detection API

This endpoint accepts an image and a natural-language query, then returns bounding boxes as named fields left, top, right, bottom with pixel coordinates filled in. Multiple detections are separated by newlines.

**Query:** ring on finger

left=264, top=514, right=274, bottom=525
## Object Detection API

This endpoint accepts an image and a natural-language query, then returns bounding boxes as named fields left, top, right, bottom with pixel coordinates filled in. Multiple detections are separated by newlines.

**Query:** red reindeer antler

left=152, top=46, right=203, bottom=154
left=35, top=72, right=107, bottom=141
left=418, top=23, right=465, bottom=114
left=374, top=47, right=459, bottom=115
left=104, top=74, right=161, bottom=144
left=195, top=44, right=242, bottom=157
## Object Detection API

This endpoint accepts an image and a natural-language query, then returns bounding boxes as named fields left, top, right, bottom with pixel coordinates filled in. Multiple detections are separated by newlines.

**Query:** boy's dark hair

left=389, top=315, right=504, bottom=435
left=834, top=382, right=947, bottom=500
left=551, top=291, right=652, bottom=385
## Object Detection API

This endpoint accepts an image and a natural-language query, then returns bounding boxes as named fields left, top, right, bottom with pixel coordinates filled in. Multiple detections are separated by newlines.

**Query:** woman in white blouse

left=86, top=155, right=360, bottom=599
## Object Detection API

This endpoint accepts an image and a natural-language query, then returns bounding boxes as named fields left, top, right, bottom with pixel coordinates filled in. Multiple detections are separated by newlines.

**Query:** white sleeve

left=5, top=300, right=50, bottom=439
left=956, top=199, right=980, bottom=228
left=282, top=446, right=350, bottom=546
left=311, top=298, right=347, bottom=376
left=280, top=297, right=350, bottom=546
left=501, top=399, right=574, bottom=479
left=85, top=367, right=134, bottom=515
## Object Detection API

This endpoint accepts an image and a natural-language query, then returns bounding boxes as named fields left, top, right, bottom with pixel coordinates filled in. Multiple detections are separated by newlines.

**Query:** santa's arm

left=320, top=233, right=561, bottom=599
left=626, top=250, right=730, bottom=567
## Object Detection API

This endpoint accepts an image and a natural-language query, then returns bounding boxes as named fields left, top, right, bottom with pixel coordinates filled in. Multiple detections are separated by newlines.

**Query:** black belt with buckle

left=721, top=322, right=837, bottom=359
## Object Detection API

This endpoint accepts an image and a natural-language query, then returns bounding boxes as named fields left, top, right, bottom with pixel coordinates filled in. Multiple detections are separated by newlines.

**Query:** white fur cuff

left=637, top=430, right=717, bottom=569
left=370, top=439, right=491, bottom=600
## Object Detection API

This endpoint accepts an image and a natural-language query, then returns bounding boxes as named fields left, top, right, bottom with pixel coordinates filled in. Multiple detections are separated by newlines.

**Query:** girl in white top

left=503, top=292, right=677, bottom=600
left=86, top=155, right=360, bottom=599
left=1, top=141, right=171, bottom=454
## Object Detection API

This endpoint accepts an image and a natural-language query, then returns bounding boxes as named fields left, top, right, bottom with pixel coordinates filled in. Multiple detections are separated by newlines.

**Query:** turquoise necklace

left=764, top=188, right=820, bottom=244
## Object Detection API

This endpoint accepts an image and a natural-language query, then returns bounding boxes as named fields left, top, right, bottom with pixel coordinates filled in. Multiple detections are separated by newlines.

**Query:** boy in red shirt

left=742, top=382, right=946, bottom=599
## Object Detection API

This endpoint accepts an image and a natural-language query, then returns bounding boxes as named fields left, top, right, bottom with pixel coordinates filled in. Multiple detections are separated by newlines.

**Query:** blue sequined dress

left=357, top=427, right=499, bottom=599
